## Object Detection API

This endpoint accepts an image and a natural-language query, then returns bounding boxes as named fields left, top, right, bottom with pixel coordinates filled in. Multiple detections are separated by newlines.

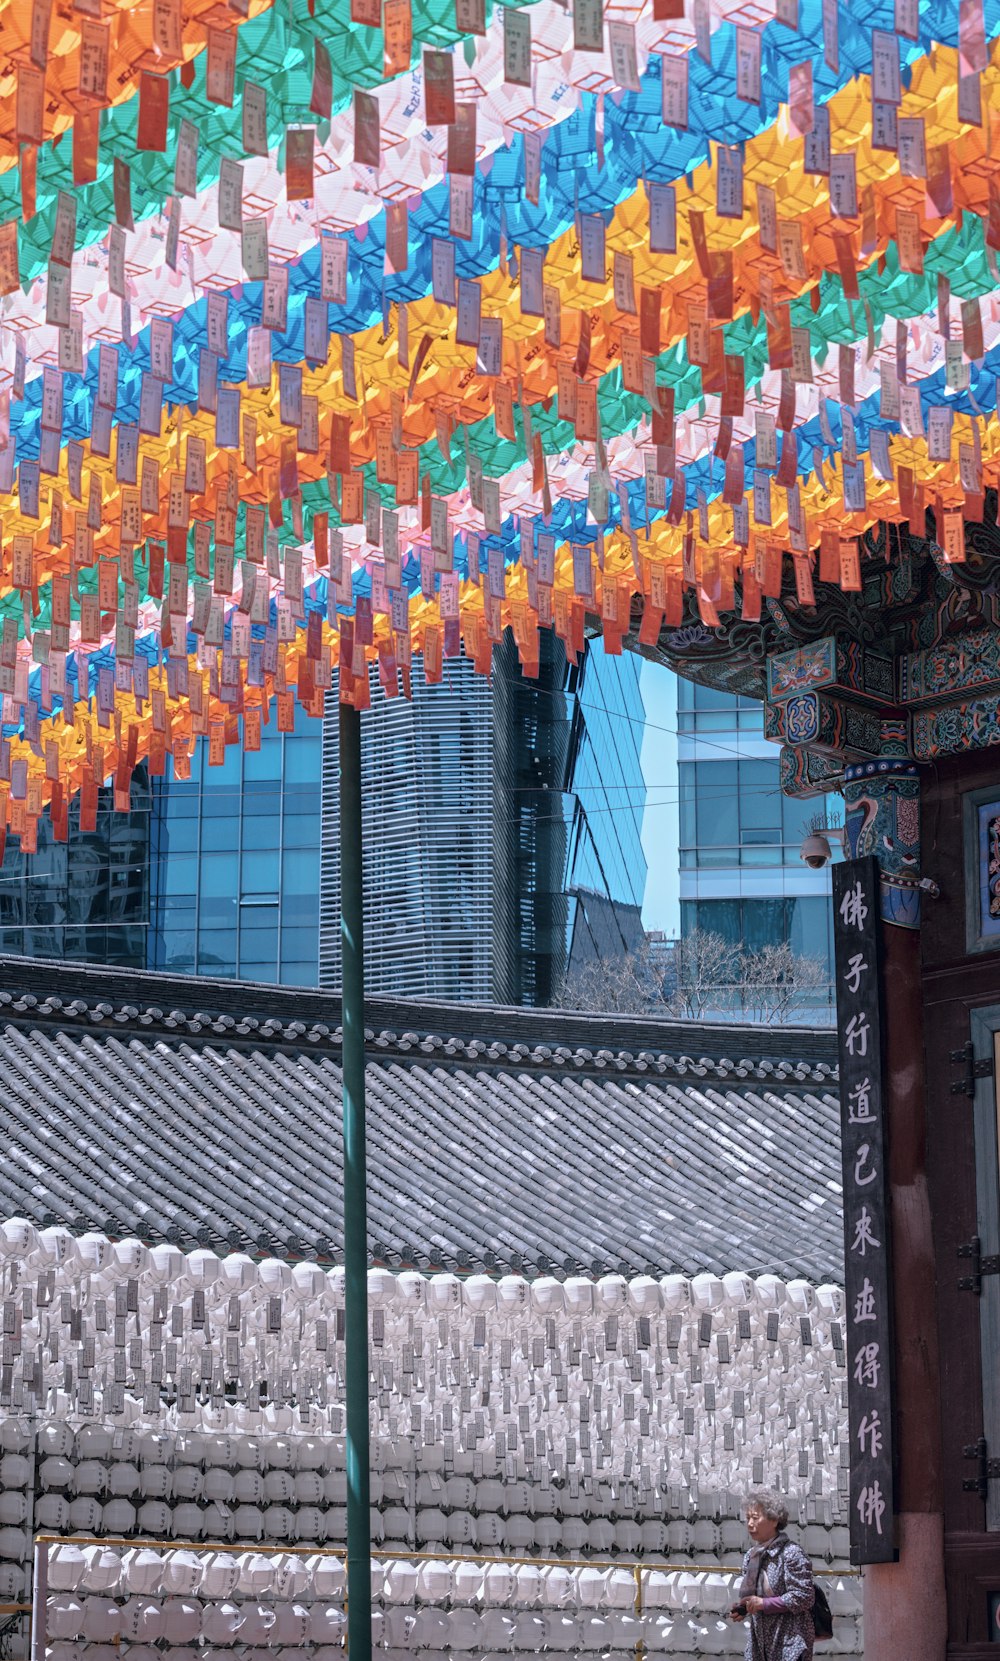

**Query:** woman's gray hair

left=745, top=1488, right=789, bottom=1530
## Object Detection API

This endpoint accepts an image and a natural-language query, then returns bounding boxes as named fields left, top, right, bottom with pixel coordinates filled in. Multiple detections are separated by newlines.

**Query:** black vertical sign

left=832, top=855, right=896, bottom=1564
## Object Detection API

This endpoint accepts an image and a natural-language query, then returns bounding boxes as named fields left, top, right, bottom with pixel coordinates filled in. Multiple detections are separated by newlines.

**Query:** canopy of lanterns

left=0, top=0, right=995, bottom=841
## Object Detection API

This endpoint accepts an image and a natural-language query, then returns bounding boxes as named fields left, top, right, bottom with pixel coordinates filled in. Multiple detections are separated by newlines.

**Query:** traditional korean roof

left=0, top=956, right=842, bottom=1283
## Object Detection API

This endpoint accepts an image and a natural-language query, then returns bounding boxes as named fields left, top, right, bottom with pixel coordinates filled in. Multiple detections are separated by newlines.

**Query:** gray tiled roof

left=0, top=957, right=843, bottom=1282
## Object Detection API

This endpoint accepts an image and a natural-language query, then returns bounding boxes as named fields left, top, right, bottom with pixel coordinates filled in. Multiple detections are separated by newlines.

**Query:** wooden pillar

left=863, top=920, right=946, bottom=1659
left=844, top=759, right=946, bottom=1658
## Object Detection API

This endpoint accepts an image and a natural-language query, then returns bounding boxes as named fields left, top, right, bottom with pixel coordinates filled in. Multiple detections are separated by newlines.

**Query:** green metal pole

left=339, top=699, right=371, bottom=1661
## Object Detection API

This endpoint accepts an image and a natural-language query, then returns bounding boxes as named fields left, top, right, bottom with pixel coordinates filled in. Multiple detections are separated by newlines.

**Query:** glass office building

left=145, top=630, right=647, bottom=1004
left=565, top=638, right=648, bottom=971
left=0, top=769, right=151, bottom=967
left=676, top=679, right=836, bottom=1010
left=319, top=655, right=495, bottom=1001
left=149, top=704, right=322, bottom=985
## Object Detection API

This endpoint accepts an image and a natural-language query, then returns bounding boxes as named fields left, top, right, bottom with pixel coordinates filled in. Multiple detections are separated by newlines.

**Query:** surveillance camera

left=800, top=831, right=832, bottom=869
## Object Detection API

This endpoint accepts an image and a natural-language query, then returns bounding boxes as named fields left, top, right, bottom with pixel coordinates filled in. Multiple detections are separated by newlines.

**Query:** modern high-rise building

left=488, top=630, right=646, bottom=1005
left=319, top=652, right=495, bottom=1002
left=0, top=769, right=151, bottom=968
left=321, top=630, right=648, bottom=1004
left=675, top=678, right=836, bottom=1011
left=141, top=628, right=647, bottom=1004
left=148, top=702, right=323, bottom=985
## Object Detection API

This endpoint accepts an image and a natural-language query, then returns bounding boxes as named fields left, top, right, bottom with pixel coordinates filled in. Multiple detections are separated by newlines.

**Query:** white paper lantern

left=106, top=1462, right=140, bottom=1497
left=273, top=1555, right=310, bottom=1598
left=173, top=1466, right=205, bottom=1503
left=412, top=1608, right=451, bottom=1647
left=233, top=1504, right=264, bottom=1540
left=481, top=1610, right=515, bottom=1648
left=238, top=1604, right=276, bottom=1645
left=37, top=1226, right=79, bottom=1270
left=35, top=1494, right=70, bottom=1528
left=306, top=1555, right=345, bottom=1599
left=161, top=1599, right=202, bottom=1643
left=0, top=1563, right=24, bottom=1599
left=199, top=1555, right=240, bottom=1599
left=446, top=1607, right=483, bottom=1650
left=161, top=1551, right=204, bottom=1596
left=533, top=1517, right=562, bottom=1551
left=80, top=1547, right=122, bottom=1594
left=482, top=1562, right=516, bottom=1605
left=137, top=1501, right=172, bottom=1536
left=47, top=1597, right=86, bottom=1640
left=477, top=1511, right=505, bottom=1546
left=272, top=1603, right=310, bottom=1645
left=463, top=1274, right=497, bottom=1312
left=294, top=1506, right=325, bottom=1543
left=72, top=1460, right=108, bottom=1497
left=691, top=1273, right=726, bottom=1312
left=121, top=1598, right=164, bottom=1642
left=264, top=1504, right=295, bottom=1540
left=265, top=1437, right=295, bottom=1471
left=0, top=1419, right=30, bottom=1453
left=0, top=1453, right=29, bottom=1490
left=426, top=1273, right=461, bottom=1313
left=563, top=1276, right=594, bottom=1315
left=171, top=1502, right=206, bottom=1540
left=495, top=1275, right=529, bottom=1315
left=575, top=1566, right=608, bottom=1608
left=629, top=1275, right=662, bottom=1314
left=530, top=1275, right=565, bottom=1314
left=660, top=1275, right=692, bottom=1312
left=606, top=1567, right=641, bottom=1610
left=755, top=1275, right=786, bottom=1310
left=237, top=1553, right=277, bottom=1595
left=0, top=1492, right=26, bottom=1526
left=203, top=1468, right=236, bottom=1504
left=81, top=1598, right=121, bottom=1642
left=541, top=1566, right=575, bottom=1607
left=39, top=1455, right=73, bottom=1488
left=200, top=1601, right=244, bottom=1643
left=595, top=1274, right=629, bottom=1312
left=291, top=1262, right=326, bottom=1301
left=47, top=1545, right=87, bottom=1592
left=580, top=1612, right=613, bottom=1650
left=0, top=1219, right=37, bottom=1258
left=264, top=1470, right=295, bottom=1503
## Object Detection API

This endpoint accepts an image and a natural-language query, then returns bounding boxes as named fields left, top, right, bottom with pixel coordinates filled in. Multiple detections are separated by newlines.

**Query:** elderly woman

left=729, top=1488, right=815, bottom=1661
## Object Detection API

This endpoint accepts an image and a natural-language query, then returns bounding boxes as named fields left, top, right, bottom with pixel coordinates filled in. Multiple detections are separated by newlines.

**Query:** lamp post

left=339, top=699, right=371, bottom=1660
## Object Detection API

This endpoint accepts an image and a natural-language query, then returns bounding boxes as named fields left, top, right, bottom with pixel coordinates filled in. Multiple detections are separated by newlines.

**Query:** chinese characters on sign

left=832, top=857, right=896, bottom=1564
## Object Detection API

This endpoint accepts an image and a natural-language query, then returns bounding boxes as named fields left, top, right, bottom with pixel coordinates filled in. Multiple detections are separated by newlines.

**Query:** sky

left=638, top=659, right=680, bottom=938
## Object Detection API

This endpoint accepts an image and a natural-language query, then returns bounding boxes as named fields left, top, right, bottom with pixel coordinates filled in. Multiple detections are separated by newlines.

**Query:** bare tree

left=559, top=928, right=830, bottom=1025
left=560, top=936, right=667, bottom=1016
left=731, top=938, right=829, bottom=1024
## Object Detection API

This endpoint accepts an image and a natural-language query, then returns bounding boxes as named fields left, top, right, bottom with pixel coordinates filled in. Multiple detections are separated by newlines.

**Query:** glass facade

left=564, top=641, right=648, bottom=972
left=676, top=678, right=836, bottom=1014
left=567, top=642, right=646, bottom=909
left=491, top=630, right=576, bottom=1006
left=320, top=657, right=495, bottom=1001
left=149, top=704, right=322, bottom=985
left=492, top=630, right=648, bottom=1002
left=0, top=769, right=150, bottom=967
left=44, top=629, right=647, bottom=1006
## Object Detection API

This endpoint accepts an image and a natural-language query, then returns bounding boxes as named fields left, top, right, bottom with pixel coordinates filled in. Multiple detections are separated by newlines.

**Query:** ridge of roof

left=0, top=956, right=839, bottom=1086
